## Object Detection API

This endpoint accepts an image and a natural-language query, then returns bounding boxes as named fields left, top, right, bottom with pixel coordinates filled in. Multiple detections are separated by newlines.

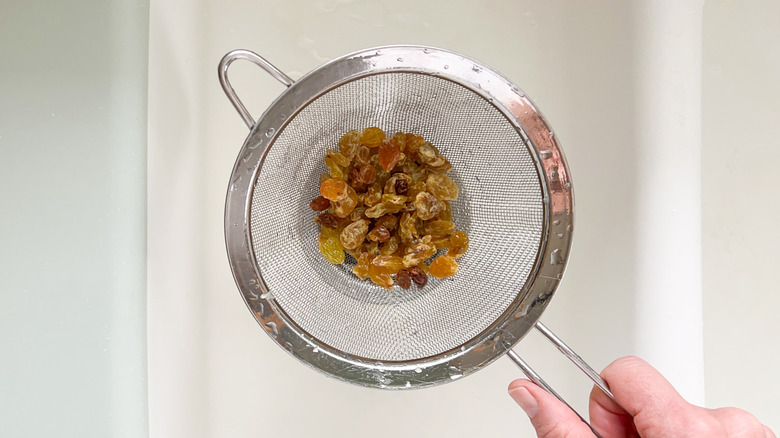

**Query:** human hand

left=508, top=356, right=775, bottom=438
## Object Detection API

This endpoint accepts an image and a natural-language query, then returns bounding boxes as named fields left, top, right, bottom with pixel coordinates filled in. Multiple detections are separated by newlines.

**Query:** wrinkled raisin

left=402, top=239, right=437, bottom=267
left=429, top=255, right=458, bottom=278
left=380, top=236, right=400, bottom=255
left=395, top=269, right=412, bottom=289
left=426, top=174, right=459, bottom=201
left=414, top=191, right=443, bottom=220
left=374, top=214, right=398, bottom=231
left=360, top=127, right=386, bottom=147
left=352, top=252, right=374, bottom=280
left=332, top=185, right=358, bottom=218
left=378, top=140, right=402, bottom=172
left=338, top=130, right=361, bottom=160
left=368, top=263, right=393, bottom=289
left=355, top=145, right=371, bottom=165
left=424, top=220, right=455, bottom=237
left=371, top=255, right=405, bottom=274
left=314, top=212, right=339, bottom=228
left=309, top=196, right=330, bottom=211
left=364, top=183, right=382, bottom=207
left=365, top=202, right=404, bottom=218
left=326, top=149, right=351, bottom=167
left=367, top=226, right=391, bottom=242
left=339, top=219, right=369, bottom=250
left=408, top=266, right=428, bottom=289
left=320, top=178, right=349, bottom=201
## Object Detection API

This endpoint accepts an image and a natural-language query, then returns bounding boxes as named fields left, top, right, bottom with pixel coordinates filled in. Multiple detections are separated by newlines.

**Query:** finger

left=509, top=379, right=594, bottom=438
left=599, top=356, right=697, bottom=435
left=588, top=385, right=638, bottom=438
left=765, top=425, right=777, bottom=438
left=709, top=407, right=770, bottom=438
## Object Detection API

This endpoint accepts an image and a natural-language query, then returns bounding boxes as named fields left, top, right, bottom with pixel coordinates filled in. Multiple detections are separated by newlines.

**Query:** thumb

left=509, top=379, right=595, bottom=438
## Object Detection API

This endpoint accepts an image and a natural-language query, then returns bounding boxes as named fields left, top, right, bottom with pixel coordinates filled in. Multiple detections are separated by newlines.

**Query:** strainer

left=219, top=45, right=618, bottom=424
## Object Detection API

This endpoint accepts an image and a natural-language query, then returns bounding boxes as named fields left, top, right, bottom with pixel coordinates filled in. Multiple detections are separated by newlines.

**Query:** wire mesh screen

left=250, top=72, right=544, bottom=361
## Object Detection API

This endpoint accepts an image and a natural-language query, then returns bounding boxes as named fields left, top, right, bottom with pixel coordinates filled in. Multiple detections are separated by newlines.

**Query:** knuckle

left=714, top=407, right=765, bottom=437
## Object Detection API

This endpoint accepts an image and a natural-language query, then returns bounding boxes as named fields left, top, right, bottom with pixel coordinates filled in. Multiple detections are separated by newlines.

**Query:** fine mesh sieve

left=219, top=46, right=619, bottom=429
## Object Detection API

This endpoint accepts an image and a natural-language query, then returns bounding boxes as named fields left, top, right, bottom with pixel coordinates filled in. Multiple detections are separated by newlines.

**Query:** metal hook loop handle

left=507, top=322, right=625, bottom=438
left=218, top=49, right=294, bottom=130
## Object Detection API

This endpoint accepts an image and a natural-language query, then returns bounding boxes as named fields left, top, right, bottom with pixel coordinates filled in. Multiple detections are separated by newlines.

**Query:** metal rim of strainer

left=221, top=45, right=573, bottom=389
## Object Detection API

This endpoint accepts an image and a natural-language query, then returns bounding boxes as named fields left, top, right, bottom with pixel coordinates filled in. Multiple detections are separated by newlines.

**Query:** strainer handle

left=507, top=322, right=624, bottom=437
left=218, top=49, right=294, bottom=130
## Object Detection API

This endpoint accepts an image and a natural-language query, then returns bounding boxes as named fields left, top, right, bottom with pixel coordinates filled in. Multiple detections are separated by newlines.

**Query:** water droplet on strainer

left=423, top=48, right=430, bottom=54
left=550, top=248, right=562, bottom=265
left=414, top=367, right=422, bottom=373
left=444, top=65, right=449, bottom=69
left=539, top=150, right=553, bottom=159
left=280, top=113, right=287, bottom=119
left=265, top=128, right=275, bottom=137
left=397, top=57, right=403, bottom=62
left=265, top=321, right=278, bottom=335
left=557, top=233, right=564, bottom=239
left=260, top=291, right=274, bottom=300
left=472, top=65, right=481, bottom=73
left=553, top=219, right=561, bottom=225
left=312, top=347, right=320, bottom=353
left=405, top=381, right=411, bottom=388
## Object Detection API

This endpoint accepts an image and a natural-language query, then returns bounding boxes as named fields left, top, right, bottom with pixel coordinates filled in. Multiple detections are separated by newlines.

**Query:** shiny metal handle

left=218, top=49, right=294, bottom=130
left=507, top=322, right=625, bottom=438
left=507, top=350, right=604, bottom=438
left=534, top=321, right=615, bottom=400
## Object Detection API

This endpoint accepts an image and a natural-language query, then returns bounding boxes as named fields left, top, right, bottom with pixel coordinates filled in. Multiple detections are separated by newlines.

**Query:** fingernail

left=509, top=387, right=539, bottom=418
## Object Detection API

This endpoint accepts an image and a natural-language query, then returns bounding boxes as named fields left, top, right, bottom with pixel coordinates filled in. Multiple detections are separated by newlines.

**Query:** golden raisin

left=326, top=149, right=351, bottom=167
left=338, top=130, right=361, bottom=160
left=398, top=212, right=419, bottom=244
left=379, top=236, right=400, bottom=255
left=438, top=200, right=453, bottom=221
left=332, top=185, right=358, bottom=218
left=414, top=191, right=443, bottom=220
left=368, top=263, right=393, bottom=289
left=320, top=178, right=349, bottom=201
left=430, top=235, right=452, bottom=249
left=378, top=140, right=402, bottom=172
left=426, top=174, right=459, bottom=201
left=349, top=206, right=366, bottom=222
left=417, top=143, right=446, bottom=167
left=352, top=252, right=374, bottom=280
left=324, top=156, right=345, bottom=179
left=449, top=230, right=469, bottom=258
left=425, top=220, right=455, bottom=237
left=402, top=239, right=437, bottom=267
left=339, top=219, right=369, bottom=250
left=367, top=226, right=391, bottom=242
left=354, top=145, right=371, bottom=165
left=318, top=228, right=345, bottom=264
left=429, top=255, right=459, bottom=278
left=360, top=127, right=386, bottom=147
left=365, top=202, right=404, bottom=218
left=364, top=183, right=382, bottom=207
left=371, top=255, right=405, bottom=274
left=309, top=196, right=330, bottom=211
left=374, top=214, right=398, bottom=231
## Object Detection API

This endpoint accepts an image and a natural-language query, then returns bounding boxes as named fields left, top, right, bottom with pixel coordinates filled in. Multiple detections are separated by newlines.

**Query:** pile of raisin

left=309, top=127, right=469, bottom=290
